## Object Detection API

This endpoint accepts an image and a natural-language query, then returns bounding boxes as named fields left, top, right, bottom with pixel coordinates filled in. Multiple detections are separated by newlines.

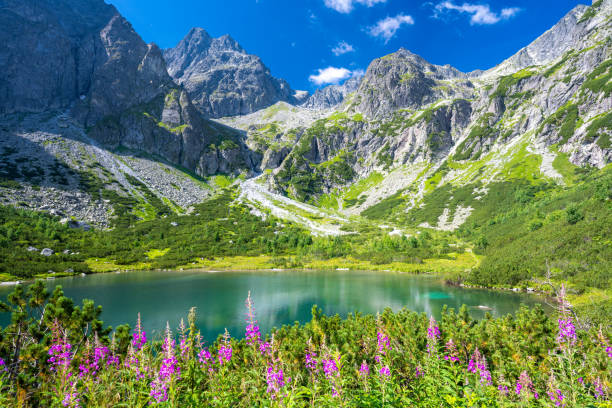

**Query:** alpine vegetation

left=0, top=283, right=609, bottom=407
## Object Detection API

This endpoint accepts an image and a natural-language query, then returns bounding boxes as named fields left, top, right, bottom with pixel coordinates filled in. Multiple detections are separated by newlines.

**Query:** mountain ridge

left=163, top=27, right=300, bottom=118
left=0, top=0, right=610, bottom=235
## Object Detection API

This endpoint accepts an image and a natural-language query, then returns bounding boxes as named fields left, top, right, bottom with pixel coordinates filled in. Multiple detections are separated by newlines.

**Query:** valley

left=0, top=0, right=610, bottom=405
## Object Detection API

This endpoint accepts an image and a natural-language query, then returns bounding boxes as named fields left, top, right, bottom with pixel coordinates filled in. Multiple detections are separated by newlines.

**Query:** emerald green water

left=0, top=270, right=547, bottom=343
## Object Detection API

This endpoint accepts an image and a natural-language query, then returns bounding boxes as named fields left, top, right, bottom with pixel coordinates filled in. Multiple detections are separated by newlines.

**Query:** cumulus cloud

left=434, top=2, right=521, bottom=25
left=309, top=67, right=353, bottom=85
left=500, top=7, right=521, bottom=19
left=324, top=0, right=387, bottom=14
left=367, top=14, right=415, bottom=43
left=332, top=41, right=355, bottom=56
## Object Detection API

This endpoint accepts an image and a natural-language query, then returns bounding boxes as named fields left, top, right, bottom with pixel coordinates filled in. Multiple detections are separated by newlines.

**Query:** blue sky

left=107, top=0, right=585, bottom=91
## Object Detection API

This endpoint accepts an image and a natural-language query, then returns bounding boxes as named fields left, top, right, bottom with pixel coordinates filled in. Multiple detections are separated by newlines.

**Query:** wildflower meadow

left=0, top=281, right=610, bottom=407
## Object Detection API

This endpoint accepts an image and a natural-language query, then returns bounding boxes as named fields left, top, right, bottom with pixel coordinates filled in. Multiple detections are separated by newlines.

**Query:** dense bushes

left=0, top=283, right=609, bottom=406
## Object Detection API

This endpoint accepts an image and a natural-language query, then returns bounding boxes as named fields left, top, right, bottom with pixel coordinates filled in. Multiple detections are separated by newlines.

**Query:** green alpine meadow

left=0, top=0, right=610, bottom=406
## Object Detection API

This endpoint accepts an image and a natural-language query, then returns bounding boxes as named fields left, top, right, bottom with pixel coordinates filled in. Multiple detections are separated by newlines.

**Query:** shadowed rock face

left=163, top=28, right=297, bottom=118
left=0, top=0, right=116, bottom=114
left=0, top=0, right=255, bottom=176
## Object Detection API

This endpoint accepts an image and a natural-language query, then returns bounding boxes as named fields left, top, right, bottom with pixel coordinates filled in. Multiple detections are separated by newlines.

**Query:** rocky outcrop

left=164, top=28, right=298, bottom=118
left=352, top=49, right=475, bottom=118
left=301, top=76, right=362, bottom=110
left=0, top=0, right=255, bottom=177
left=481, top=0, right=611, bottom=78
left=0, top=0, right=116, bottom=114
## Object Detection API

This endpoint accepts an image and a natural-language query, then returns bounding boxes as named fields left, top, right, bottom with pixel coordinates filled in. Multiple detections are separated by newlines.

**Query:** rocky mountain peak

left=302, top=75, right=362, bottom=110
left=163, top=29, right=296, bottom=118
left=351, top=49, right=472, bottom=117
left=480, top=1, right=611, bottom=78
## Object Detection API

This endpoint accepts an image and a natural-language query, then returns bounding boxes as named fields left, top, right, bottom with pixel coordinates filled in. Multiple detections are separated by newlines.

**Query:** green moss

left=400, top=73, right=413, bottom=83
left=551, top=149, right=579, bottom=185
left=454, top=113, right=496, bottom=160
left=581, top=59, right=612, bottom=97
left=492, top=69, right=536, bottom=98
left=352, top=113, right=364, bottom=122
left=316, top=151, right=356, bottom=184
left=157, top=122, right=188, bottom=134
left=219, top=139, right=239, bottom=150
left=584, top=111, right=612, bottom=149
left=578, top=0, right=602, bottom=23
left=164, top=89, right=179, bottom=107
left=539, top=102, right=579, bottom=145
left=376, top=143, right=393, bottom=169
left=543, top=51, right=576, bottom=78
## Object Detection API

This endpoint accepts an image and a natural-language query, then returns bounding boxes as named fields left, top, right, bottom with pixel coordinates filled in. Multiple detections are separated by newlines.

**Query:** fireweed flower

left=61, top=388, right=80, bottom=408
left=198, top=348, right=211, bottom=366
left=305, top=352, right=317, bottom=371
left=379, top=365, right=391, bottom=377
left=48, top=325, right=72, bottom=373
left=556, top=285, right=577, bottom=348
left=0, top=358, right=6, bottom=373
left=498, top=385, right=509, bottom=395
left=426, top=316, right=441, bottom=356
left=557, top=318, right=576, bottom=347
left=593, top=378, right=606, bottom=399
left=132, top=313, right=147, bottom=351
left=415, top=366, right=424, bottom=378
left=245, top=292, right=262, bottom=346
left=266, top=363, right=286, bottom=397
left=444, top=339, right=460, bottom=363
left=427, top=316, right=441, bottom=339
left=218, top=329, right=233, bottom=366
left=377, top=331, right=391, bottom=355
left=124, top=345, right=146, bottom=380
left=467, top=348, right=492, bottom=385
left=359, top=361, right=369, bottom=377
left=305, top=339, right=318, bottom=375
left=322, top=354, right=342, bottom=397
left=150, top=323, right=181, bottom=403
left=516, top=371, right=537, bottom=398
left=547, top=388, right=566, bottom=407
left=259, top=341, right=271, bottom=356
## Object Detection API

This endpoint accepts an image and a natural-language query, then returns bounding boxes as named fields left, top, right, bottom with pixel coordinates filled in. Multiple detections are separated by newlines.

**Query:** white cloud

left=351, top=69, right=366, bottom=78
left=500, top=7, right=521, bottom=18
left=434, top=2, right=521, bottom=25
left=324, top=0, right=387, bottom=14
left=332, top=41, right=355, bottom=56
left=309, top=67, right=353, bottom=85
left=367, top=14, right=415, bottom=43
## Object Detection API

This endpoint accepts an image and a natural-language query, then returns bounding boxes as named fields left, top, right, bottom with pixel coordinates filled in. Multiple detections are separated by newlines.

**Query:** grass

left=343, top=172, right=383, bottom=206
left=501, top=141, right=543, bottom=182
left=145, top=248, right=171, bottom=259
left=551, top=148, right=580, bottom=185
left=174, top=251, right=480, bottom=275
left=85, top=258, right=152, bottom=273
left=211, top=175, right=233, bottom=188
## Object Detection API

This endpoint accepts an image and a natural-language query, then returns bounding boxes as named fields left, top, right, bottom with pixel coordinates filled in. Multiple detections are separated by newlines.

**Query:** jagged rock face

left=164, top=28, right=296, bottom=118
left=0, top=0, right=255, bottom=177
left=0, top=0, right=116, bottom=114
left=352, top=48, right=475, bottom=118
left=482, top=1, right=608, bottom=78
left=267, top=0, right=611, bottom=200
left=302, top=76, right=362, bottom=110
left=73, top=16, right=173, bottom=127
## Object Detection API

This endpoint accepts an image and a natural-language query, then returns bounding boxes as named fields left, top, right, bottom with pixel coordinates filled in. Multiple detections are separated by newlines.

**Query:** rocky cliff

left=0, top=0, right=255, bottom=177
left=164, top=28, right=299, bottom=118
left=263, top=0, right=611, bottom=206
left=301, top=76, right=362, bottom=110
